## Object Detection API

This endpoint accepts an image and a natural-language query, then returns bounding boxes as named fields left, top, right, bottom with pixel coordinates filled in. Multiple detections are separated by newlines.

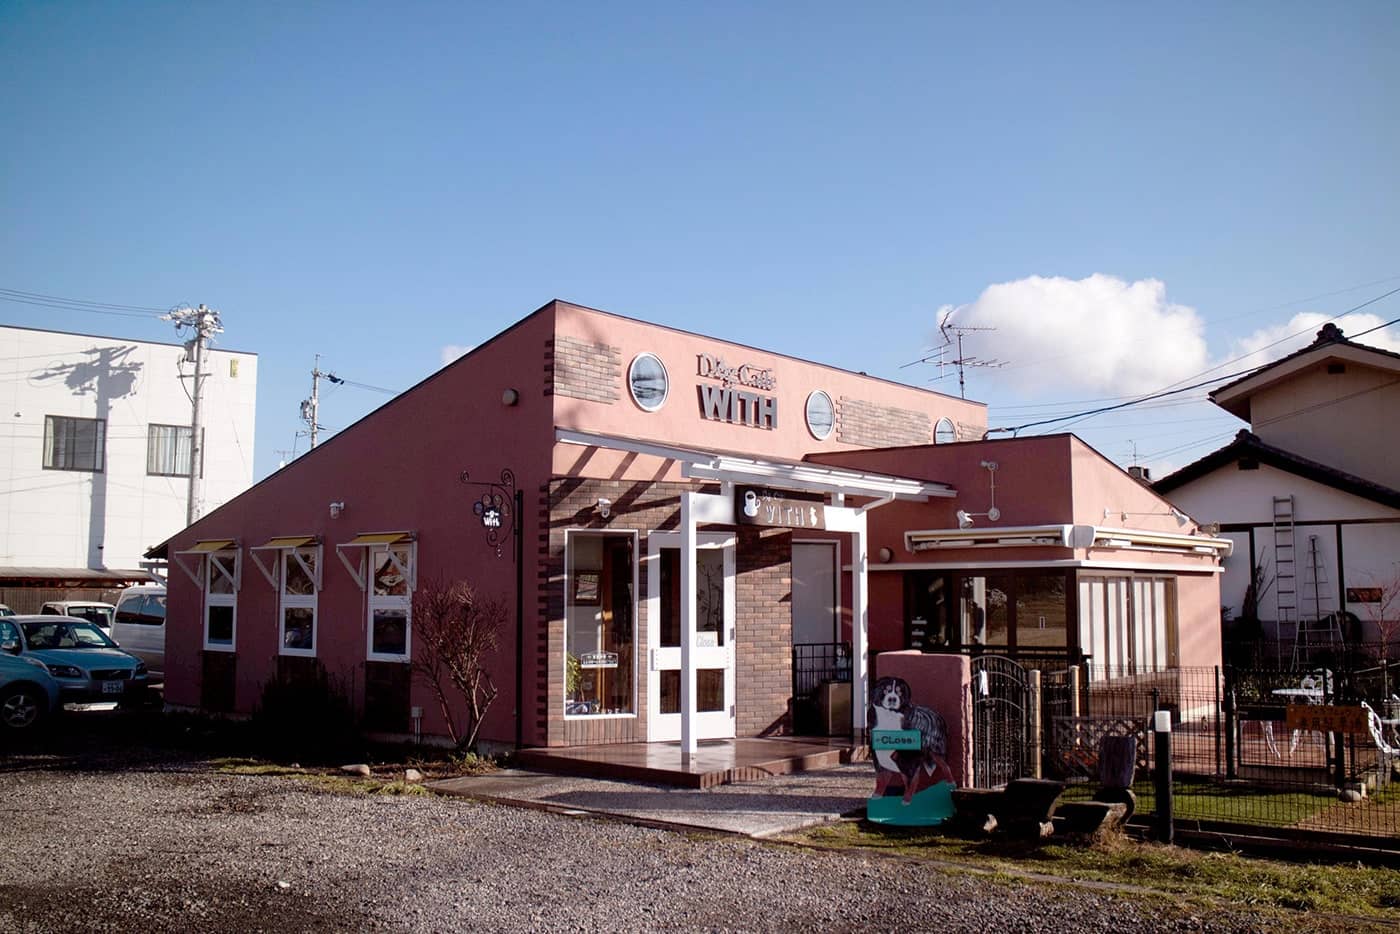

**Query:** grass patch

left=1061, top=779, right=1336, bottom=827
left=792, top=821, right=1400, bottom=919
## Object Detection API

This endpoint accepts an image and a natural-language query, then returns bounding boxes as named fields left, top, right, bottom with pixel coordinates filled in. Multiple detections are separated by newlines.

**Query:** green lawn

left=792, top=820, right=1400, bottom=921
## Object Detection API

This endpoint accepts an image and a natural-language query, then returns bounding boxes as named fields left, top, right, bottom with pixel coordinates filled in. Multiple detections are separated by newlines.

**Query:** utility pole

left=164, top=303, right=223, bottom=526
left=300, top=355, right=343, bottom=449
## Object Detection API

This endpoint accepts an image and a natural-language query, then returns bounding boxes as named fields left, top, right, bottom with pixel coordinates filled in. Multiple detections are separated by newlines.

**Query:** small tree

left=410, top=575, right=505, bottom=751
left=1361, top=564, right=1400, bottom=664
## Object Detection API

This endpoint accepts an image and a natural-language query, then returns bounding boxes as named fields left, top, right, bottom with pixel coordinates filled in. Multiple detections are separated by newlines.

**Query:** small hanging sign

left=735, top=486, right=825, bottom=530
left=579, top=652, right=619, bottom=669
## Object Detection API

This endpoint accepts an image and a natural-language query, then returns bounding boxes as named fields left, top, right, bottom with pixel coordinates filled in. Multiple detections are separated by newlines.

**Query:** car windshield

left=68, top=606, right=115, bottom=627
left=21, top=620, right=117, bottom=650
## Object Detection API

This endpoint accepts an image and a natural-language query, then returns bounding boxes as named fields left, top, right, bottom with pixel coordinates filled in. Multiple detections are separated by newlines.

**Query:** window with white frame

left=368, top=544, right=413, bottom=661
left=1077, top=574, right=1177, bottom=675
left=204, top=551, right=239, bottom=650
left=147, top=424, right=204, bottom=478
left=44, top=415, right=106, bottom=472
left=280, top=547, right=319, bottom=654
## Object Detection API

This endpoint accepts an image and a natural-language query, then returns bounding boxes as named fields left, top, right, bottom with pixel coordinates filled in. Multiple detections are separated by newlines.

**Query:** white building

left=0, top=325, right=257, bottom=608
left=1154, top=324, right=1400, bottom=659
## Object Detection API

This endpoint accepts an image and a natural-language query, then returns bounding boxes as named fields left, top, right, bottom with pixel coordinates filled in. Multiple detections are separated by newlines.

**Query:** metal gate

left=971, top=655, right=1034, bottom=789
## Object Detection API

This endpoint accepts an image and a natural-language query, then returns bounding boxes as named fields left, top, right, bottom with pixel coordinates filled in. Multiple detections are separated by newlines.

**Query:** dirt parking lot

left=0, top=711, right=1364, bottom=933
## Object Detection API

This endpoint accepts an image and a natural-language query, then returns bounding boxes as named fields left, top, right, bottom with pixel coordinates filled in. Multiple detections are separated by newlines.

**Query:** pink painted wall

left=551, top=302, right=987, bottom=473
left=874, top=651, right=973, bottom=786
left=164, top=306, right=560, bottom=745
left=1176, top=572, right=1224, bottom=669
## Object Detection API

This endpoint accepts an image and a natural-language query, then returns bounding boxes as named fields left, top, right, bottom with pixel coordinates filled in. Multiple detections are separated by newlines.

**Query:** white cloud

left=937, top=274, right=1210, bottom=395
left=1228, top=312, right=1400, bottom=371
left=440, top=344, right=473, bottom=367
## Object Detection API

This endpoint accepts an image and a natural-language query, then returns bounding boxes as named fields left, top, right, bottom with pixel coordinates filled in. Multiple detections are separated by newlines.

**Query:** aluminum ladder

left=1272, top=495, right=1297, bottom=665
left=1293, top=534, right=1341, bottom=666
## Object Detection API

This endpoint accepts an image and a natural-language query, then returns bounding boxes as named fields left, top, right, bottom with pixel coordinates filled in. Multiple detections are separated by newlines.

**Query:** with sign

left=736, top=486, right=825, bottom=530
left=1285, top=704, right=1369, bottom=734
left=579, top=652, right=619, bottom=669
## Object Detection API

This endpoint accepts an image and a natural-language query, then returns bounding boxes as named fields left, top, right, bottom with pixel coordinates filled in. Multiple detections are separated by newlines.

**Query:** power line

left=0, top=286, right=169, bottom=318
left=989, top=284, right=1400, bottom=437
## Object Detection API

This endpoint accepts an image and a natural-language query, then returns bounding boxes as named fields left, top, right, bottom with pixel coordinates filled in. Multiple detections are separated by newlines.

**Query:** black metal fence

left=791, top=642, right=852, bottom=735
left=1036, top=662, right=1400, bottom=841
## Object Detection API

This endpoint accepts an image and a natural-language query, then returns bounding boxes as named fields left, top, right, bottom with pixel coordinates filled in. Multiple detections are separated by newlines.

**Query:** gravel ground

left=1, top=756, right=1335, bottom=934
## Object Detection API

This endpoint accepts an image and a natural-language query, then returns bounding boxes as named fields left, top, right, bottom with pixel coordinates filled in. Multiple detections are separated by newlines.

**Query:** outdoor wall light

left=596, top=497, right=612, bottom=519
left=329, top=501, right=345, bottom=519
left=502, top=388, right=519, bottom=406
left=1106, top=507, right=1189, bottom=527
left=877, top=547, right=894, bottom=563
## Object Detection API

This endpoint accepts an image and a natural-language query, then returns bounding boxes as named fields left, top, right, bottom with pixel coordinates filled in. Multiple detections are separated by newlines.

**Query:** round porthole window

left=805, top=390, right=835, bottom=440
left=934, top=417, right=957, bottom=444
left=628, top=352, right=669, bottom=412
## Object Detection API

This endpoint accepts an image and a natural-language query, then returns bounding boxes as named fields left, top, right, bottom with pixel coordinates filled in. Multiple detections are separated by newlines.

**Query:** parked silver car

left=112, top=584, right=166, bottom=677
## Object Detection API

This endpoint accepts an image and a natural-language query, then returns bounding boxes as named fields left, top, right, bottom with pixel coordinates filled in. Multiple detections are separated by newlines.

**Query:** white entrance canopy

left=556, top=428, right=955, bottom=502
left=557, top=428, right=957, bottom=758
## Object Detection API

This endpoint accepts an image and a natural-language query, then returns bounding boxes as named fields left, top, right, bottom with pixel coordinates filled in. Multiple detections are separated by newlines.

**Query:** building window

left=280, top=548, right=319, bottom=655
left=204, top=551, right=239, bottom=651
left=627, top=352, right=669, bottom=412
left=565, top=531, right=636, bottom=716
left=147, top=424, right=204, bottom=477
left=1078, top=574, right=1177, bottom=673
left=43, top=415, right=105, bottom=472
left=804, top=391, right=835, bottom=441
left=367, top=544, right=413, bottom=661
left=934, top=417, right=957, bottom=444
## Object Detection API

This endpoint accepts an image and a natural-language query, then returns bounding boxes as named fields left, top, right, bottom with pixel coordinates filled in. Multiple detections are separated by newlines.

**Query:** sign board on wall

left=579, top=652, right=619, bottom=669
left=696, top=353, right=778, bottom=430
left=735, top=487, right=826, bottom=530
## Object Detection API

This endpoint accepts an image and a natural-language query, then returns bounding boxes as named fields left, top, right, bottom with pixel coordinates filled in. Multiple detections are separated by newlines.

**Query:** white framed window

left=367, top=543, right=414, bottom=662
left=564, top=530, right=637, bottom=717
left=280, top=547, right=320, bottom=656
left=804, top=391, right=835, bottom=441
left=204, top=550, right=240, bottom=651
left=627, top=352, right=669, bottom=412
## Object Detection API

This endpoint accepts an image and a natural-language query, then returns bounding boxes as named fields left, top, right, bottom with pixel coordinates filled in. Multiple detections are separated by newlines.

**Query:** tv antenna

left=902, top=312, right=1006, bottom=399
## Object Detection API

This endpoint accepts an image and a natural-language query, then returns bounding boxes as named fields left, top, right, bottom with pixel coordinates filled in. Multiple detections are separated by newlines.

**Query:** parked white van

left=112, top=584, right=166, bottom=677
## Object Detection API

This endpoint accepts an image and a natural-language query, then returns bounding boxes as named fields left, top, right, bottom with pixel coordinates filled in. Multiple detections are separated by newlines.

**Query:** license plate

left=101, top=680, right=124, bottom=695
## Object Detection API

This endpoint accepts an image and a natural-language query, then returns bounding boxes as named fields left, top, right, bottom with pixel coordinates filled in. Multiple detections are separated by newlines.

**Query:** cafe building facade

left=154, top=300, right=1229, bottom=751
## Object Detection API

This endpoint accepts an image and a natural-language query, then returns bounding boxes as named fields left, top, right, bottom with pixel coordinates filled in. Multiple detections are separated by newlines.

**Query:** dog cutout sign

left=867, top=675, right=956, bottom=826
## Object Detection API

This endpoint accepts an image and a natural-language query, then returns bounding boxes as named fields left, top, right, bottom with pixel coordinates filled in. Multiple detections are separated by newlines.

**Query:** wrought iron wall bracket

left=460, top=468, right=517, bottom=559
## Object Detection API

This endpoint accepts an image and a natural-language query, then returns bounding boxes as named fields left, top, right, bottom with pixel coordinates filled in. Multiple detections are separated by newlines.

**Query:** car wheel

left=0, top=685, right=46, bottom=730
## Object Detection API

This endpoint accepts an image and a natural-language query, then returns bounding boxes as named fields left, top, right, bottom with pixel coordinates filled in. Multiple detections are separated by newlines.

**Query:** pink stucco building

left=151, top=300, right=1228, bottom=750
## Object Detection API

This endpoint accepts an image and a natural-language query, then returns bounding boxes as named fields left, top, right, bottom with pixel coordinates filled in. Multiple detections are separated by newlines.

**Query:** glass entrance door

left=646, top=532, right=735, bottom=741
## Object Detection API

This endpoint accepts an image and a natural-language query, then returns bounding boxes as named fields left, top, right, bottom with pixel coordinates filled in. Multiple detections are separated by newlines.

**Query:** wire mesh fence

left=1035, top=661, right=1400, bottom=841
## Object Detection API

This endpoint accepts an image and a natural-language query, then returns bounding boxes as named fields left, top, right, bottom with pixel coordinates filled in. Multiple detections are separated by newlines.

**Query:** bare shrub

left=410, top=576, right=504, bottom=751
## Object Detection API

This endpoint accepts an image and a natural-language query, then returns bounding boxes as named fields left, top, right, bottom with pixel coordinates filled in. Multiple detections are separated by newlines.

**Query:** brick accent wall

left=735, top=525, right=794, bottom=737
left=837, top=397, right=932, bottom=447
left=545, top=336, right=622, bottom=404
left=537, top=477, right=796, bottom=746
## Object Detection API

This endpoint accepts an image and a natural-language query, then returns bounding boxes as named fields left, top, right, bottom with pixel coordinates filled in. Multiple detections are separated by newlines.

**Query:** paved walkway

left=429, top=762, right=873, bottom=837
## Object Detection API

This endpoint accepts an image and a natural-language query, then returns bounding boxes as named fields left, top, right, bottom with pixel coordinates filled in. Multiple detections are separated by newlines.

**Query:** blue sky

left=3, top=1, right=1397, bottom=481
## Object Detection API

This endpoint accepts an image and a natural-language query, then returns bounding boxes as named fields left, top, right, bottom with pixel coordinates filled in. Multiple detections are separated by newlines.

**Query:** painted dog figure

left=869, top=676, right=955, bottom=803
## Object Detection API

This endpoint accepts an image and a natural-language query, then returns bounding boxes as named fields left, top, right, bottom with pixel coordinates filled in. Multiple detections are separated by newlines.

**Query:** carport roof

left=0, top=567, right=152, bottom=586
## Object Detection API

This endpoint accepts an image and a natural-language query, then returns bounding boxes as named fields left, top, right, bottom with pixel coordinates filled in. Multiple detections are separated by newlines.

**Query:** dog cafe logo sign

left=736, top=486, right=825, bottom=530
left=697, top=353, right=778, bottom=430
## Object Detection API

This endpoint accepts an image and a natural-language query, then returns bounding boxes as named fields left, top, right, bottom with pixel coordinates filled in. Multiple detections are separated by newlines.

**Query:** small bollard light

left=1154, top=708, right=1174, bottom=844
